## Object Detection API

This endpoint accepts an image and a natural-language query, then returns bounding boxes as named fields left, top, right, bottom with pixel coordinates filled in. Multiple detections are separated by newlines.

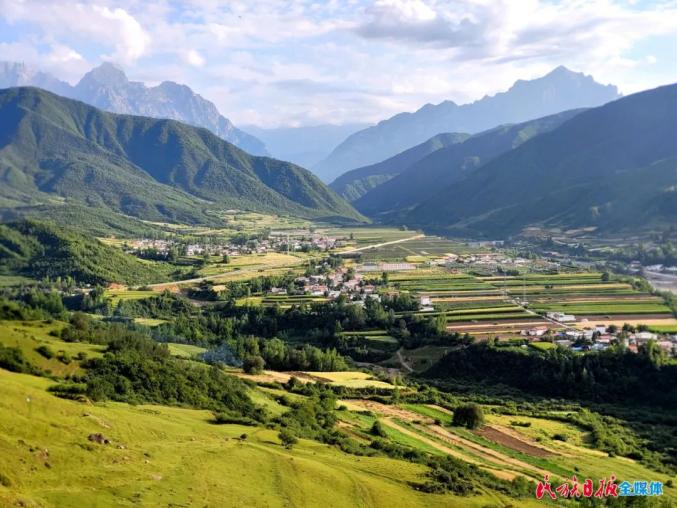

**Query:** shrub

left=0, top=345, right=38, bottom=375
left=370, top=420, right=388, bottom=438
left=0, top=471, right=12, bottom=487
left=212, top=412, right=258, bottom=426
left=35, top=345, right=55, bottom=359
left=57, top=351, right=72, bottom=364
left=452, top=404, right=484, bottom=429
left=278, top=428, right=298, bottom=449
left=243, top=355, right=265, bottom=374
left=552, top=433, right=568, bottom=442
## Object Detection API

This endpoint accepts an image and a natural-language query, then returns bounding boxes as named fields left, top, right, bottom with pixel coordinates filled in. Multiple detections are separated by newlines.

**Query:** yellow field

left=573, top=318, right=677, bottom=329
left=305, top=371, right=396, bottom=389
left=232, top=370, right=396, bottom=389
left=133, top=318, right=167, bottom=327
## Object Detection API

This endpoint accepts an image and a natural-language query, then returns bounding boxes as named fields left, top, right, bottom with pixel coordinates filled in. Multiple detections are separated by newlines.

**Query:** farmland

left=335, top=400, right=676, bottom=494
left=379, top=269, right=676, bottom=339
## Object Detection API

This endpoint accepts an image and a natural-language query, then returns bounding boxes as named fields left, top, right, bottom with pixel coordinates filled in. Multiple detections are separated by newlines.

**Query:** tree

left=370, top=420, right=387, bottom=437
left=452, top=404, right=484, bottom=429
left=278, top=428, right=298, bottom=449
left=243, top=355, right=265, bottom=374
left=222, top=254, right=230, bottom=264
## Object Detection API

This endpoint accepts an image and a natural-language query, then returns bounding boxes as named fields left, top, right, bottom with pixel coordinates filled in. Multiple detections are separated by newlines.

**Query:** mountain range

left=315, top=66, right=620, bottom=182
left=0, top=87, right=365, bottom=227
left=244, top=123, right=368, bottom=169
left=351, top=109, right=583, bottom=217
left=401, top=84, right=677, bottom=236
left=330, top=132, right=470, bottom=202
left=0, top=61, right=266, bottom=155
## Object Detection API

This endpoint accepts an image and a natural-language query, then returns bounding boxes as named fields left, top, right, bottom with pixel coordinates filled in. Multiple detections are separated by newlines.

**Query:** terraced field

left=337, top=400, right=677, bottom=497
left=385, top=270, right=675, bottom=338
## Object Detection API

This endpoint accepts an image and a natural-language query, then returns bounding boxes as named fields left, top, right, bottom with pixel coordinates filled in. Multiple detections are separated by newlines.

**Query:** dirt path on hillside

left=395, top=349, right=414, bottom=373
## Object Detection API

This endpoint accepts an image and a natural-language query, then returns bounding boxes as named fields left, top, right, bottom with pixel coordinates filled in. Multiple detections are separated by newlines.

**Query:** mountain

left=0, top=87, right=365, bottom=226
left=244, top=123, right=368, bottom=169
left=315, top=66, right=620, bottom=182
left=404, top=84, right=677, bottom=236
left=0, top=220, right=174, bottom=285
left=353, top=109, right=583, bottom=217
left=329, top=132, right=470, bottom=202
left=0, top=61, right=266, bottom=155
left=0, top=61, right=72, bottom=97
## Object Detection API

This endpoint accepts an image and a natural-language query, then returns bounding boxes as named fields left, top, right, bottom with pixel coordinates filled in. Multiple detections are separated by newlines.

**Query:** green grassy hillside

left=0, top=319, right=533, bottom=508
left=0, top=87, right=365, bottom=225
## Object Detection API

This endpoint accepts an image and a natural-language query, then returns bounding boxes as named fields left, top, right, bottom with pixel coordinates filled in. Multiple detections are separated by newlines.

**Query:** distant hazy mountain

left=329, top=132, right=470, bottom=202
left=0, top=87, right=365, bottom=226
left=244, top=123, right=368, bottom=169
left=0, top=61, right=267, bottom=155
left=404, top=84, right=677, bottom=236
left=353, top=110, right=582, bottom=217
left=0, top=61, right=72, bottom=96
left=315, top=66, right=620, bottom=182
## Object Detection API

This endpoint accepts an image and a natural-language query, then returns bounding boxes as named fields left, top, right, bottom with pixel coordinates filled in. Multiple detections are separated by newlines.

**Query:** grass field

left=0, top=321, right=104, bottom=377
left=166, top=343, right=207, bottom=358
left=3, top=369, right=505, bottom=508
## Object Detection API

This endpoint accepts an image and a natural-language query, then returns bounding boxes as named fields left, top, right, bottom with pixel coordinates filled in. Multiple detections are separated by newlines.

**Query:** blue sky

left=2, top=0, right=677, bottom=127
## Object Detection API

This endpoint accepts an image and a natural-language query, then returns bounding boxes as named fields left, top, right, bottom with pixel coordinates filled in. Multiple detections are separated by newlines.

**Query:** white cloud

left=93, top=5, right=148, bottom=62
left=2, top=0, right=677, bottom=126
left=182, top=49, right=205, bottom=67
left=0, top=1, right=149, bottom=64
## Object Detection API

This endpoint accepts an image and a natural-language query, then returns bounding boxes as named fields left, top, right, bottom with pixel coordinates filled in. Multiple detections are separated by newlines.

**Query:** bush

left=35, top=345, right=55, bottom=359
left=552, top=433, right=568, bottom=442
left=57, top=351, right=72, bottom=364
left=212, top=412, right=258, bottom=426
left=370, top=420, right=387, bottom=438
left=0, top=471, right=12, bottom=487
left=0, top=345, right=38, bottom=375
left=278, top=428, right=298, bottom=449
left=48, top=383, right=87, bottom=399
left=452, top=404, right=484, bottom=429
left=243, top=355, right=265, bottom=374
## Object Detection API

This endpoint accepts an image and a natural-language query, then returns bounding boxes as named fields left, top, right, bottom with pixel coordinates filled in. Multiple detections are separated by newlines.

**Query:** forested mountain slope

left=405, top=84, right=677, bottom=236
left=354, top=110, right=582, bottom=217
left=0, top=87, right=365, bottom=224
left=330, top=132, right=469, bottom=202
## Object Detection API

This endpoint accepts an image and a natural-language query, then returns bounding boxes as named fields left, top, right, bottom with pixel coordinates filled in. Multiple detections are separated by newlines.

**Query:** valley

left=1, top=13, right=676, bottom=506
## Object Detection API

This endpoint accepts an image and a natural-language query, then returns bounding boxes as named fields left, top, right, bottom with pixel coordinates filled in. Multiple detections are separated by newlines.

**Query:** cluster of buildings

left=520, top=323, right=676, bottom=356
left=288, top=269, right=380, bottom=303
left=124, top=231, right=343, bottom=258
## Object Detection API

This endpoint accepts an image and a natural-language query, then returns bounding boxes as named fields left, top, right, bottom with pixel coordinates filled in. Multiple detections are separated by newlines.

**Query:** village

left=122, top=230, right=346, bottom=258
